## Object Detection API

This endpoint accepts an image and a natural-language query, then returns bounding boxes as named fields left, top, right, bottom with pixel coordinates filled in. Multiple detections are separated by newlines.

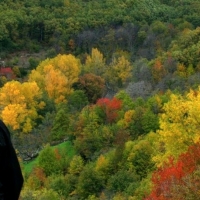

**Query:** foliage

left=153, top=88, right=200, bottom=166
left=38, top=145, right=62, bottom=176
left=68, top=155, right=84, bottom=176
left=75, top=73, right=105, bottom=104
left=6, top=1, right=200, bottom=199
left=67, top=90, right=89, bottom=112
left=104, top=56, right=132, bottom=90
left=76, top=164, right=104, bottom=199
left=0, top=81, right=45, bottom=133
left=145, top=143, right=200, bottom=200
left=28, top=54, right=80, bottom=103
left=96, top=97, right=122, bottom=124
left=23, top=141, right=75, bottom=175
left=50, top=104, right=70, bottom=141
left=83, top=48, right=106, bottom=76
left=115, top=90, right=135, bottom=111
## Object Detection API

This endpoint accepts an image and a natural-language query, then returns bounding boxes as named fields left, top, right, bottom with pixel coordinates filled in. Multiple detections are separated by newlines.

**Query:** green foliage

left=23, top=141, right=75, bottom=175
left=68, top=155, right=84, bottom=175
left=45, top=175, right=68, bottom=197
left=124, top=138, right=155, bottom=179
left=0, top=76, right=8, bottom=87
left=115, top=90, right=135, bottom=111
left=12, top=66, right=21, bottom=78
left=107, top=169, right=139, bottom=194
left=67, top=90, right=89, bottom=112
left=37, top=189, right=60, bottom=200
left=141, top=109, right=159, bottom=134
left=24, top=158, right=39, bottom=176
left=170, top=27, right=200, bottom=67
left=63, top=173, right=78, bottom=197
left=38, top=145, right=62, bottom=176
left=77, top=164, right=104, bottom=199
left=74, top=124, right=103, bottom=160
left=51, top=104, right=70, bottom=141
left=28, top=57, right=40, bottom=70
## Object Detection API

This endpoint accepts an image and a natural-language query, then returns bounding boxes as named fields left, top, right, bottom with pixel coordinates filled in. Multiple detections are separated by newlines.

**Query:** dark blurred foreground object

left=0, top=120, right=24, bottom=200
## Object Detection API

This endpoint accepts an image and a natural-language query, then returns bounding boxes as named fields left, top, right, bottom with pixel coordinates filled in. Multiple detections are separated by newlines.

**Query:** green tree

left=107, top=169, right=139, bottom=194
left=68, top=155, right=84, bottom=176
left=77, top=164, right=104, bottom=199
left=38, top=145, right=62, bottom=176
left=51, top=104, right=70, bottom=141
left=67, top=90, right=89, bottom=112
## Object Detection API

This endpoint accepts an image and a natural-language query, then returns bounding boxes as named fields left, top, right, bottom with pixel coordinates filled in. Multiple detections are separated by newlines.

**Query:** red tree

left=145, top=143, right=200, bottom=200
left=96, top=97, right=122, bottom=123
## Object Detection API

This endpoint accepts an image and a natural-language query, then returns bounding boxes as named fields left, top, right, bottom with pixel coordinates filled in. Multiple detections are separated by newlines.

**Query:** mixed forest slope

left=0, top=0, right=200, bottom=199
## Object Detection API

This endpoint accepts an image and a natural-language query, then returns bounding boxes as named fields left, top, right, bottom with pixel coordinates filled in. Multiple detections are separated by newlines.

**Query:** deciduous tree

left=29, top=54, right=80, bottom=103
left=75, top=73, right=105, bottom=104
left=0, top=81, right=45, bottom=133
left=153, top=88, right=200, bottom=166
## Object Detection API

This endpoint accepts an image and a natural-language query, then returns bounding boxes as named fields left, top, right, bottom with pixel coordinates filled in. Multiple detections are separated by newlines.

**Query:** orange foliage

left=34, top=167, right=46, bottom=185
left=54, top=148, right=61, bottom=161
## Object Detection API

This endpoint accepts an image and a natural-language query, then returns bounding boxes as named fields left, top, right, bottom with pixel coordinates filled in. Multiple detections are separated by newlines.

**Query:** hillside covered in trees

left=1, top=0, right=200, bottom=199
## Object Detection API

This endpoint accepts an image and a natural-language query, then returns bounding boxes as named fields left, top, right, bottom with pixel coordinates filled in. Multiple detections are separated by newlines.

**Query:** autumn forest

left=1, top=0, right=200, bottom=199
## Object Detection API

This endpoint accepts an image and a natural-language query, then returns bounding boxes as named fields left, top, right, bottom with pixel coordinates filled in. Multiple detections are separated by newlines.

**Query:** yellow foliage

left=84, top=48, right=106, bottom=76
left=29, top=54, right=80, bottom=103
left=0, top=81, right=45, bottom=133
left=176, top=63, right=187, bottom=78
left=0, top=81, right=25, bottom=105
left=68, top=155, right=84, bottom=175
left=2, top=104, right=26, bottom=130
left=153, top=88, right=200, bottom=166
left=124, top=110, right=135, bottom=128
left=114, top=56, right=132, bottom=84
left=104, top=56, right=132, bottom=88
left=44, top=66, right=70, bottom=103
left=95, top=154, right=109, bottom=172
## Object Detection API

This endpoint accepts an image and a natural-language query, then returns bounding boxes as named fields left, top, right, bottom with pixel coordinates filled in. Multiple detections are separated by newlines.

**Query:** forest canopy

left=1, top=0, right=200, bottom=199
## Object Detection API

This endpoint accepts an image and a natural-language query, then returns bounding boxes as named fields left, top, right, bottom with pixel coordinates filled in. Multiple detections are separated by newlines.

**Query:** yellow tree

left=153, top=88, right=200, bottom=166
left=29, top=54, right=80, bottom=103
left=104, top=56, right=132, bottom=89
left=44, top=65, right=70, bottom=103
left=175, top=63, right=187, bottom=78
left=84, top=48, right=106, bottom=76
left=0, top=81, right=45, bottom=133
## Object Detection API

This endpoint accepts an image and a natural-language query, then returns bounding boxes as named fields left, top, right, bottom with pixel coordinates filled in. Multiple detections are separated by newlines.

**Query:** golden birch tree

left=29, top=54, right=80, bottom=103
left=0, top=81, right=45, bottom=133
left=153, top=88, right=200, bottom=166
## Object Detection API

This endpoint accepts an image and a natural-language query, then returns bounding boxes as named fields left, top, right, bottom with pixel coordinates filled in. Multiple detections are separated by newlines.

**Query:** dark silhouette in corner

left=0, top=120, right=24, bottom=200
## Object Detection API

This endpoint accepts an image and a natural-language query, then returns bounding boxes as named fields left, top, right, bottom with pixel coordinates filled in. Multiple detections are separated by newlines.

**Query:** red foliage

left=145, top=143, right=200, bottom=200
left=97, top=97, right=122, bottom=123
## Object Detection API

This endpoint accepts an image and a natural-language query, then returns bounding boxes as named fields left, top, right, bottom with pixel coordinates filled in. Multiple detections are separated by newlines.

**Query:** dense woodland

left=1, top=0, right=200, bottom=199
